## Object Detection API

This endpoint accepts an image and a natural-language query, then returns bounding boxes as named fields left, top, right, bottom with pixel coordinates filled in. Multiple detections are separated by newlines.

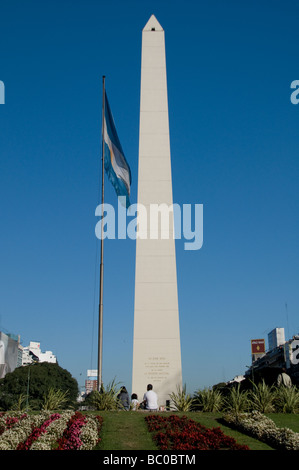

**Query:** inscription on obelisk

left=132, top=15, right=182, bottom=407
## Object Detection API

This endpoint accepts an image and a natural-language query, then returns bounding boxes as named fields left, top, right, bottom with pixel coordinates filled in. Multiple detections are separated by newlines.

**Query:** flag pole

left=98, top=75, right=105, bottom=391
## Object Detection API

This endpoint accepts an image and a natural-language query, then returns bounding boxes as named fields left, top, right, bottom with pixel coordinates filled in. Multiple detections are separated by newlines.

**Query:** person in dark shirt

left=117, top=386, right=130, bottom=410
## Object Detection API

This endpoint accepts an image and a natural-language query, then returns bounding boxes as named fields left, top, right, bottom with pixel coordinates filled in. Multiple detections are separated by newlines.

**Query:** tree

left=0, top=362, right=78, bottom=411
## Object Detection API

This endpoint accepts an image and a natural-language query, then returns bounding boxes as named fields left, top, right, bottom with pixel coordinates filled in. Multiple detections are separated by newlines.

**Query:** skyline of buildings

left=1, top=324, right=298, bottom=397
left=0, top=332, right=57, bottom=379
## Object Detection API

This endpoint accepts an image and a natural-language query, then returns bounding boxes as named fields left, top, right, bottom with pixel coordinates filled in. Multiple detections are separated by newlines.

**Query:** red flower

left=17, top=413, right=61, bottom=450
left=56, top=411, right=87, bottom=450
left=145, top=415, right=249, bottom=451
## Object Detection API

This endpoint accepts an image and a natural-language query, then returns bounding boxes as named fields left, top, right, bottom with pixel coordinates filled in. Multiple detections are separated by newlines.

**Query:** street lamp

left=26, top=360, right=38, bottom=411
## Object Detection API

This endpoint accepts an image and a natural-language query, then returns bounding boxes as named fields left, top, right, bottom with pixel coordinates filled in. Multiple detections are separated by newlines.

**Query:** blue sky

left=0, top=0, right=298, bottom=395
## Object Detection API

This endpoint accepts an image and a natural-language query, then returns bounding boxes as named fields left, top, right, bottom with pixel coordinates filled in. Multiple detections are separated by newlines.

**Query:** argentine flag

left=104, top=92, right=131, bottom=208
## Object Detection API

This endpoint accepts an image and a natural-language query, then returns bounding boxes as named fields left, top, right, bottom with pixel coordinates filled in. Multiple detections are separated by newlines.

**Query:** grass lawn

left=97, top=411, right=157, bottom=451
left=93, top=411, right=296, bottom=451
left=187, top=412, right=274, bottom=450
left=266, top=413, right=299, bottom=433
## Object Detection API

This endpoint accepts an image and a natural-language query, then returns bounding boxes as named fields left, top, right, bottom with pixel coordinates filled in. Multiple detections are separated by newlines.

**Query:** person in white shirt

left=143, top=384, right=158, bottom=411
left=131, top=393, right=139, bottom=410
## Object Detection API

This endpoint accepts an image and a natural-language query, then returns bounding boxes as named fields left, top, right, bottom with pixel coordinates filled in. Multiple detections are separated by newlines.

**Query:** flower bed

left=223, top=411, right=299, bottom=451
left=145, top=414, right=249, bottom=450
left=0, top=411, right=103, bottom=450
left=17, top=413, right=62, bottom=450
left=0, top=412, right=28, bottom=436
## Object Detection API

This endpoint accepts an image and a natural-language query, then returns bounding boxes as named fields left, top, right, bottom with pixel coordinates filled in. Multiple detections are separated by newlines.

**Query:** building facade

left=0, top=331, right=20, bottom=378
left=247, top=328, right=299, bottom=385
left=268, top=328, right=285, bottom=351
left=21, top=341, right=57, bottom=365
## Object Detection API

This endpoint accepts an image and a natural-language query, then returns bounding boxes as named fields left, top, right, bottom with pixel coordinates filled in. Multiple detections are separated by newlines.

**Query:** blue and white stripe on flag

left=104, top=92, right=131, bottom=208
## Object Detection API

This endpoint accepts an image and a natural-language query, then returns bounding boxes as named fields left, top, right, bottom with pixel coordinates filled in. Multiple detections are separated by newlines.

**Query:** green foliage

left=84, top=380, right=122, bottom=411
left=193, top=387, right=224, bottom=412
left=169, top=384, right=194, bottom=412
left=10, top=393, right=30, bottom=412
left=42, top=387, right=70, bottom=411
left=191, top=381, right=299, bottom=415
left=274, top=385, right=299, bottom=414
left=0, top=362, right=78, bottom=411
left=224, top=384, right=250, bottom=415
left=248, top=380, right=275, bottom=413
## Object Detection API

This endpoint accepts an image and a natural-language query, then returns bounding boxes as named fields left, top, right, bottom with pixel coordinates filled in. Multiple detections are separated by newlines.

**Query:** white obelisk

left=132, top=15, right=182, bottom=407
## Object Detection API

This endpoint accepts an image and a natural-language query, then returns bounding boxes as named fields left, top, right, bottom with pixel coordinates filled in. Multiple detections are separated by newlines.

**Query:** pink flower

left=56, top=412, right=87, bottom=450
left=17, top=413, right=61, bottom=450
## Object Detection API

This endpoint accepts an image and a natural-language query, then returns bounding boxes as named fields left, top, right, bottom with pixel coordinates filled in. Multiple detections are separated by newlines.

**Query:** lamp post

left=246, top=365, right=254, bottom=383
left=25, top=361, right=38, bottom=411
left=26, top=365, right=31, bottom=412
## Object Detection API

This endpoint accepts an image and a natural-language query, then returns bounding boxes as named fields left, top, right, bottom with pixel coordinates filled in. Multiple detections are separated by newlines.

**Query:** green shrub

left=248, top=380, right=275, bottom=413
left=169, top=385, right=194, bottom=412
left=10, top=394, right=29, bottom=412
left=224, top=384, right=250, bottom=414
left=193, top=387, right=223, bottom=412
left=274, top=385, right=299, bottom=413
left=85, top=380, right=122, bottom=411
left=42, top=387, right=70, bottom=411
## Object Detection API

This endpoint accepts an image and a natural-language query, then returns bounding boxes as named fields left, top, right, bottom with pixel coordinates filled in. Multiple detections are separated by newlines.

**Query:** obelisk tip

left=143, top=14, right=163, bottom=32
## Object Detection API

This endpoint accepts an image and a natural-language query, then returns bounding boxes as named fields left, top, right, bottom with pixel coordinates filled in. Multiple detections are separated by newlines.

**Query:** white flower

left=30, top=411, right=73, bottom=450
left=80, top=416, right=101, bottom=450
left=223, top=411, right=299, bottom=450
